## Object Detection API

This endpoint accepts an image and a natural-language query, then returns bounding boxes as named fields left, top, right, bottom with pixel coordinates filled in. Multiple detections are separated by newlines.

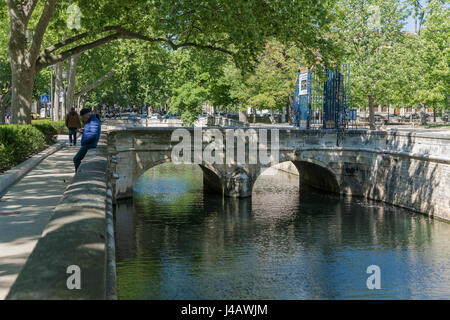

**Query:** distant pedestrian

left=73, top=108, right=101, bottom=172
left=65, top=107, right=82, bottom=146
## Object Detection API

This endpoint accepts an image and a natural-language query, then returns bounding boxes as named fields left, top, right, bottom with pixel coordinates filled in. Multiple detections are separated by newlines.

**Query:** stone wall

left=337, top=130, right=450, bottom=221
left=6, top=138, right=115, bottom=299
left=276, top=130, right=450, bottom=221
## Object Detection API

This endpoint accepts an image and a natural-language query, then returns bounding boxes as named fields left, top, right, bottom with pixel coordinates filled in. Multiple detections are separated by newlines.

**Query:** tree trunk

left=8, top=5, right=32, bottom=125
left=238, top=109, right=248, bottom=123
left=287, top=96, right=293, bottom=125
left=387, top=104, right=390, bottom=124
left=0, top=89, right=11, bottom=125
left=77, top=94, right=87, bottom=110
left=66, top=53, right=80, bottom=111
left=270, top=108, right=276, bottom=124
left=368, top=95, right=375, bottom=130
left=9, top=64, right=35, bottom=124
left=419, top=102, right=427, bottom=125
left=433, top=107, right=436, bottom=123
left=0, top=106, right=5, bottom=125
left=252, top=108, right=256, bottom=123
left=7, top=0, right=58, bottom=124
left=54, top=62, right=63, bottom=121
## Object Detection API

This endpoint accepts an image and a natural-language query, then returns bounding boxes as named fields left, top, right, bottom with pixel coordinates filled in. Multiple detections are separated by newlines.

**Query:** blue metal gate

left=292, top=62, right=350, bottom=130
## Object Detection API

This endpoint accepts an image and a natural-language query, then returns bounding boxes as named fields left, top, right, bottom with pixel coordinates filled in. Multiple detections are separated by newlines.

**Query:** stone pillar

left=113, top=151, right=136, bottom=200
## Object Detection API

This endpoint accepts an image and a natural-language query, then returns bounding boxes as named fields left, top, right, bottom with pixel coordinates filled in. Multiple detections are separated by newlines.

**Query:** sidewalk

left=0, top=135, right=78, bottom=299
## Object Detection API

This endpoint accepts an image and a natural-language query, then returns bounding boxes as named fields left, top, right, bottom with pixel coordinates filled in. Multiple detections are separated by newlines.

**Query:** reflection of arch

left=133, top=156, right=224, bottom=196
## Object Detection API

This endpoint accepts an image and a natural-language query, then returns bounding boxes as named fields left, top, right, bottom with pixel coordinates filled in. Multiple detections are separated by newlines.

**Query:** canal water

left=114, top=163, right=450, bottom=300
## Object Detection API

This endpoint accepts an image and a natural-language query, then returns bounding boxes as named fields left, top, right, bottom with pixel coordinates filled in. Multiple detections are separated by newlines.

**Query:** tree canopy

left=1, top=0, right=448, bottom=125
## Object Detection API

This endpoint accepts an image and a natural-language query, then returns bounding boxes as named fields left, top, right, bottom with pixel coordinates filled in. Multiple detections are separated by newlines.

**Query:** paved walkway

left=0, top=135, right=78, bottom=299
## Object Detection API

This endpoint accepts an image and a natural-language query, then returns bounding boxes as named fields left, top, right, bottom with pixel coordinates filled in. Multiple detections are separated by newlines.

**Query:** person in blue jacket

left=73, top=108, right=102, bottom=172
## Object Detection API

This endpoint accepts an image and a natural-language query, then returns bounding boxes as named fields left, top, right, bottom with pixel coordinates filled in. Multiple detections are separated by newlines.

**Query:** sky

left=404, top=15, right=417, bottom=33
left=401, top=0, right=427, bottom=33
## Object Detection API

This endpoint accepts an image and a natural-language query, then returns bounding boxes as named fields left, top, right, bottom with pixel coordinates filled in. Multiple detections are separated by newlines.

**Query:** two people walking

left=65, top=108, right=101, bottom=172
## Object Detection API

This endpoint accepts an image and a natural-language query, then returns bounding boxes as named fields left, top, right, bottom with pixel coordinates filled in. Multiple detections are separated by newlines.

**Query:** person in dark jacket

left=73, top=108, right=102, bottom=172
left=65, top=107, right=82, bottom=146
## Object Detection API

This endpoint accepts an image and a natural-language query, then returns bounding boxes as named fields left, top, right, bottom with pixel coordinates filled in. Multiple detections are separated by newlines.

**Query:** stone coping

left=6, top=140, right=109, bottom=300
left=104, top=126, right=450, bottom=138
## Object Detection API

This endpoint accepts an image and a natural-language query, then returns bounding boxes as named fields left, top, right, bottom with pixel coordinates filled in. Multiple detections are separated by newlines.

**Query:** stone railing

left=6, top=136, right=117, bottom=300
left=211, top=116, right=249, bottom=127
left=104, top=116, right=250, bottom=128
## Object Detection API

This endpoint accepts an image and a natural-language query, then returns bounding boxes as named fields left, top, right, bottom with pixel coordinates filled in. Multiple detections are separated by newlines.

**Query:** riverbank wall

left=6, top=135, right=116, bottom=299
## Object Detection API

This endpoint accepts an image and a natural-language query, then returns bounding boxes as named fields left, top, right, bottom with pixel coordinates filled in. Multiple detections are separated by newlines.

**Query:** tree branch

left=20, top=0, right=39, bottom=22
left=29, top=0, right=58, bottom=61
left=74, top=68, right=116, bottom=99
left=36, top=26, right=234, bottom=71
left=74, top=53, right=135, bottom=98
left=40, top=25, right=126, bottom=55
left=41, top=32, right=90, bottom=56
left=36, top=32, right=125, bottom=71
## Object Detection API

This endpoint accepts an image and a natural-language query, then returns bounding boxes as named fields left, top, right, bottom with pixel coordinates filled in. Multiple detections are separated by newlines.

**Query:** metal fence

left=292, top=62, right=354, bottom=130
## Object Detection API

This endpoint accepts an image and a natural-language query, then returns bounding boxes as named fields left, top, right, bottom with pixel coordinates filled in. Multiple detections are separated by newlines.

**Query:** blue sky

left=403, top=15, right=417, bottom=32
left=401, top=0, right=428, bottom=33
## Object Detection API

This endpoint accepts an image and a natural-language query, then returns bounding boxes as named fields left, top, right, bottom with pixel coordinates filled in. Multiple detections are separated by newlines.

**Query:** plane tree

left=4, top=0, right=337, bottom=124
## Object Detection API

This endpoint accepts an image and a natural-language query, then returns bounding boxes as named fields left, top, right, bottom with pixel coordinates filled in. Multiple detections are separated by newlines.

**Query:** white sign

left=299, top=73, right=308, bottom=96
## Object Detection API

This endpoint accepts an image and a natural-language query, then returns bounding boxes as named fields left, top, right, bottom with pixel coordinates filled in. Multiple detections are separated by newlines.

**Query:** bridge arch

left=292, top=160, right=340, bottom=193
left=123, top=151, right=224, bottom=199
left=252, top=157, right=340, bottom=195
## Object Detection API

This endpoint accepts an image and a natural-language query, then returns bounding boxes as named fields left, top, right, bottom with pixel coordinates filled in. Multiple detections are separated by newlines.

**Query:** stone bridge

left=106, top=126, right=450, bottom=221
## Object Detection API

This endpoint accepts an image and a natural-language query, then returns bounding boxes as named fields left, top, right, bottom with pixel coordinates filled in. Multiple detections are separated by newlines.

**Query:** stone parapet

left=6, top=138, right=113, bottom=300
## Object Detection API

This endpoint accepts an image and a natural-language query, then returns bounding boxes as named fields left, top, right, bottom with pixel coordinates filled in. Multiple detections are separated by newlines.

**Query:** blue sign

left=40, top=95, right=50, bottom=104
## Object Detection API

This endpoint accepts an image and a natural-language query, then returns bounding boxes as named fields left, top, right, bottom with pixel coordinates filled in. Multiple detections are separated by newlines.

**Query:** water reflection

left=115, top=163, right=450, bottom=300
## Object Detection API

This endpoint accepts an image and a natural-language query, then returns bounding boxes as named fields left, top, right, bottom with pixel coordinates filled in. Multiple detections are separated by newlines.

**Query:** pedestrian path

left=0, top=136, right=78, bottom=299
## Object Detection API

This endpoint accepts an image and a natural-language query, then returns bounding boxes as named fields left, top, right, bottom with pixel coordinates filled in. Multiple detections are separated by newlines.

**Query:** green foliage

left=0, top=119, right=68, bottom=171
left=231, top=41, right=301, bottom=113
left=168, top=48, right=232, bottom=123
left=0, top=125, right=47, bottom=171
left=0, top=4, right=10, bottom=102
left=415, top=1, right=449, bottom=110
left=51, top=120, right=70, bottom=134
left=336, top=0, right=449, bottom=112
left=336, top=0, right=409, bottom=109
left=31, top=119, right=69, bottom=134
left=2, top=0, right=448, bottom=125
left=31, top=123, right=58, bottom=144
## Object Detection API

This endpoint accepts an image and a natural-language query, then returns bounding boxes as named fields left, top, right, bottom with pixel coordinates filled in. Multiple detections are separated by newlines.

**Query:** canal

left=114, top=163, right=450, bottom=299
